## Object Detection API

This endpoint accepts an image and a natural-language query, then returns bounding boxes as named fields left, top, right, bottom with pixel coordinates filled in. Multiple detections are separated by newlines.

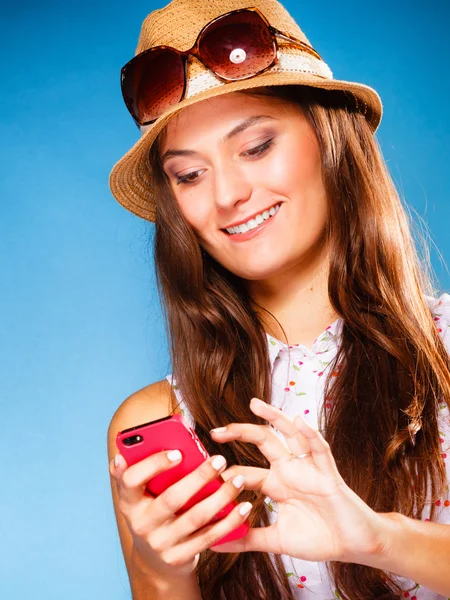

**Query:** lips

left=223, top=203, right=281, bottom=242
left=221, top=202, right=281, bottom=232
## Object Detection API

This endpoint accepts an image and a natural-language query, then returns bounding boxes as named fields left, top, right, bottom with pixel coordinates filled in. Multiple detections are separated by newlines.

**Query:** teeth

left=226, top=203, right=280, bottom=235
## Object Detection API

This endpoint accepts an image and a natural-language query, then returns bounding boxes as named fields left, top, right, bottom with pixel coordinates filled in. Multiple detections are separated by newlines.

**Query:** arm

left=128, top=551, right=201, bottom=600
left=128, top=549, right=201, bottom=600
left=363, top=513, right=450, bottom=597
left=209, top=398, right=450, bottom=597
left=107, top=380, right=202, bottom=600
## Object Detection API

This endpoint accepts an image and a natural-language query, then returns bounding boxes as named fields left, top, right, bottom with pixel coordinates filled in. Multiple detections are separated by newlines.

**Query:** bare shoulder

left=107, top=379, right=180, bottom=460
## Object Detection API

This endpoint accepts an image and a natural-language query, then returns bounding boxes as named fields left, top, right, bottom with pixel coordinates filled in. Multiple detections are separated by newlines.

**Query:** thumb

left=109, top=453, right=128, bottom=478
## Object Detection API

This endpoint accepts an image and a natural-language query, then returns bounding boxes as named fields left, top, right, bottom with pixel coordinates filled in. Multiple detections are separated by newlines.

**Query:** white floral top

left=166, top=293, right=450, bottom=599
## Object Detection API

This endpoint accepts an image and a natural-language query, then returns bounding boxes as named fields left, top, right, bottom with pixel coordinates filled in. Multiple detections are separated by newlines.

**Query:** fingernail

left=211, top=426, right=227, bottom=434
left=239, top=502, right=252, bottom=516
left=232, top=475, right=245, bottom=488
left=114, top=454, right=121, bottom=468
left=211, top=455, right=226, bottom=470
left=167, top=449, right=182, bottom=462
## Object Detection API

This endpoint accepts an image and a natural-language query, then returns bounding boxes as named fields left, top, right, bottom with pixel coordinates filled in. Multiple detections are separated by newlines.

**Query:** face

left=159, top=91, right=329, bottom=283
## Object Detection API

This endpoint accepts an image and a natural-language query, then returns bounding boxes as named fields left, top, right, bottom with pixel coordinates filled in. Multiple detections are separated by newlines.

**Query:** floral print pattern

left=167, top=293, right=450, bottom=599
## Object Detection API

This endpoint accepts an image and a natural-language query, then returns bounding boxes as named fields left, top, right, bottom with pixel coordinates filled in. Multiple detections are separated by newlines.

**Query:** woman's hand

left=209, top=397, right=388, bottom=564
left=109, top=450, right=252, bottom=579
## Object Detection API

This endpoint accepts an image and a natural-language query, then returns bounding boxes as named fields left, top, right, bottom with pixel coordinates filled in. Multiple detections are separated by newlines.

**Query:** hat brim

left=109, top=70, right=382, bottom=222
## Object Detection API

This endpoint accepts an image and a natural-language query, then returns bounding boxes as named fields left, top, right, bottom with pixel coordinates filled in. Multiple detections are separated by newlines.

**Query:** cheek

left=275, top=136, right=321, bottom=189
left=265, top=138, right=326, bottom=214
left=176, top=188, right=212, bottom=233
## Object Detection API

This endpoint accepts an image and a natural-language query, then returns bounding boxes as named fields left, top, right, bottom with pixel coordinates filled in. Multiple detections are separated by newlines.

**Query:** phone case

left=116, top=414, right=249, bottom=545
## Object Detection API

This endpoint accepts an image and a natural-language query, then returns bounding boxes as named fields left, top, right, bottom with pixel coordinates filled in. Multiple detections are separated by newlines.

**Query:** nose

left=213, top=159, right=253, bottom=211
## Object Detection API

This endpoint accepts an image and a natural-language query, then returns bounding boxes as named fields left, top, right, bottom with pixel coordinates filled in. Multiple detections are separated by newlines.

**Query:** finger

left=116, top=449, right=183, bottom=505
left=210, top=524, right=275, bottom=553
left=162, top=470, right=248, bottom=544
left=249, top=397, right=310, bottom=456
left=149, top=455, right=229, bottom=527
left=163, top=500, right=254, bottom=562
left=294, top=414, right=339, bottom=475
left=210, top=422, right=290, bottom=463
left=220, top=465, right=269, bottom=491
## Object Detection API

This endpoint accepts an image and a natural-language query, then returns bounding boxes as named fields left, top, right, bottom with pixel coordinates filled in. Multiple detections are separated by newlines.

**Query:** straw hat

left=109, top=0, right=383, bottom=222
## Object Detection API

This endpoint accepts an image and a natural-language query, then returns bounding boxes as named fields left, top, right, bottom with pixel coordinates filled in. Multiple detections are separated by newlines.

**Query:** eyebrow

left=160, top=115, right=278, bottom=165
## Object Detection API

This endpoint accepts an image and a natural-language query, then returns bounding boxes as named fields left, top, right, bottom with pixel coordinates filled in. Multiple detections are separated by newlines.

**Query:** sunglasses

left=121, top=7, right=322, bottom=127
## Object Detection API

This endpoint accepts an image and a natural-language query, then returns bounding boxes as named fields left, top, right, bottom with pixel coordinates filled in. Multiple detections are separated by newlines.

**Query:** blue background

left=1, top=1, right=449, bottom=598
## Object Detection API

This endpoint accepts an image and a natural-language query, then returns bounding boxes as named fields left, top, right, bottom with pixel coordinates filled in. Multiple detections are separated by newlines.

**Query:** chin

left=225, top=261, right=284, bottom=282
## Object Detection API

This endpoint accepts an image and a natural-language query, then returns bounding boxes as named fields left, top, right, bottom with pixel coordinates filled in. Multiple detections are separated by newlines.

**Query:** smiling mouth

left=222, top=203, right=281, bottom=235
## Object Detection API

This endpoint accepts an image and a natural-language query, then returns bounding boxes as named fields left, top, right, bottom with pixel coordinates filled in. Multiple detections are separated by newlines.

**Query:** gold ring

left=292, top=452, right=312, bottom=459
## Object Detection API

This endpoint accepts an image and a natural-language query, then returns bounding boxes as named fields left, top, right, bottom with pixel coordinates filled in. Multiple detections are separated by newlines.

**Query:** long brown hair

left=149, top=85, right=450, bottom=600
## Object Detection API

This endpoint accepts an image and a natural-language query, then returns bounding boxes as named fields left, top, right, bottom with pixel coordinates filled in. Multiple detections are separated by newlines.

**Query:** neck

left=246, top=241, right=339, bottom=349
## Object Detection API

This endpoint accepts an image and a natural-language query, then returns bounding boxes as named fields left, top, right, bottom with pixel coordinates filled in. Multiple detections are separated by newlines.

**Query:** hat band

left=185, top=49, right=334, bottom=99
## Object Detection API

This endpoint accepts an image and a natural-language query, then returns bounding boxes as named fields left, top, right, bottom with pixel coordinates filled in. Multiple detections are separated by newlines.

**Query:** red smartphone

left=116, top=413, right=250, bottom=546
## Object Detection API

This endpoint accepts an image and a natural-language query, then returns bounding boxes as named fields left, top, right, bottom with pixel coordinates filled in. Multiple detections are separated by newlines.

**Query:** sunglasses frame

left=121, top=7, right=323, bottom=127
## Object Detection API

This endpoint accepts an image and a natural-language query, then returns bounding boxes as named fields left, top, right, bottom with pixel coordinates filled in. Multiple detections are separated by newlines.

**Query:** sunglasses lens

left=199, top=11, right=276, bottom=80
left=121, top=49, right=185, bottom=124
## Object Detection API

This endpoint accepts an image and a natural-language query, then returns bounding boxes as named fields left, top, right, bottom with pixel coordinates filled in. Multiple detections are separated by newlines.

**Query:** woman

left=107, top=1, right=450, bottom=599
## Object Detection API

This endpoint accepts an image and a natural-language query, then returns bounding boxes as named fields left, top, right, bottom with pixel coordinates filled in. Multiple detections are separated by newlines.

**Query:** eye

left=174, top=138, right=274, bottom=186
left=241, top=138, right=274, bottom=158
left=176, top=169, right=205, bottom=186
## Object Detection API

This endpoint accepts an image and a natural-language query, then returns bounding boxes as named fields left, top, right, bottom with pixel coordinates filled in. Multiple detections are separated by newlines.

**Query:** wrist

left=357, top=511, right=405, bottom=571
left=130, top=545, right=199, bottom=586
